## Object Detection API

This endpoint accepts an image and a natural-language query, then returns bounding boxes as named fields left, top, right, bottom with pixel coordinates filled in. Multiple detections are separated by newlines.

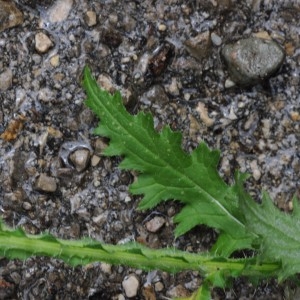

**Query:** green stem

left=0, top=220, right=280, bottom=280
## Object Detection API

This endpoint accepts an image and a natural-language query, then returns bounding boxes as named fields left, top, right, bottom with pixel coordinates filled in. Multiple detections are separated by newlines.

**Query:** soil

left=0, top=0, right=300, bottom=299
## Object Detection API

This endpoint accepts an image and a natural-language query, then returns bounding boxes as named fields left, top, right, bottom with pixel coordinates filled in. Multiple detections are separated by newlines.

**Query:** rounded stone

left=221, top=37, right=285, bottom=86
left=122, top=274, right=139, bottom=298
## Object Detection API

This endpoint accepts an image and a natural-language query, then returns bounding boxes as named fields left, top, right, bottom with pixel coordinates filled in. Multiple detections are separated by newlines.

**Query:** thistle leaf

left=237, top=173, right=300, bottom=280
left=83, top=66, right=254, bottom=255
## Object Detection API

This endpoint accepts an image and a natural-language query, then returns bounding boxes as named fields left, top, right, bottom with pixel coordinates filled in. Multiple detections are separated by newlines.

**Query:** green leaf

left=83, top=66, right=255, bottom=255
left=237, top=173, right=300, bottom=280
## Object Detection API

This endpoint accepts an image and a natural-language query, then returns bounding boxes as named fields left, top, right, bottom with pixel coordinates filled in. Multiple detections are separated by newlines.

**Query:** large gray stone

left=221, top=37, right=285, bottom=86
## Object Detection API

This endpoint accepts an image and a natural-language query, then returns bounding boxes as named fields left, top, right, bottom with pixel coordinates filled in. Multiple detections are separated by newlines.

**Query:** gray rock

left=221, top=37, right=285, bottom=86
left=0, top=0, right=23, bottom=32
left=35, top=173, right=57, bottom=192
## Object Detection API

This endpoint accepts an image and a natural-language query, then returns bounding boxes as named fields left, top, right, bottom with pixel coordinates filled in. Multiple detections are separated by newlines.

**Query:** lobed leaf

left=83, top=66, right=255, bottom=255
left=236, top=173, right=300, bottom=280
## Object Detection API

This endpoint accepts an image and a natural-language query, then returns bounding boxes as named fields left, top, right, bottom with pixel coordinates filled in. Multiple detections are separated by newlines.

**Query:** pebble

left=35, top=32, right=53, bottom=54
left=91, top=155, right=101, bottom=167
left=165, top=77, right=180, bottom=96
left=167, top=284, right=190, bottom=298
left=85, top=11, right=97, bottom=27
left=184, top=31, right=211, bottom=60
left=211, top=32, right=222, bottom=46
left=154, top=281, right=164, bottom=292
left=35, top=173, right=57, bottom=192
left=0, top=69, right=13, bottom=91
left=145, top=216, right=166, bottom=233
left=250, top=160, right=261, bottom=181
left=100, top=263, right=112, bottom=274
left=0, top=0, right=23, bottom=32
left=50, top=54, right=60, bottom=67
left=22, top=202, right=32, bottom=210
left=47, top=0, right=73, bottom=23
left=122, top=274, right=139, bottom=298
left=221, top=37, right=285, bottom=86
left=158, top=23, right=167, bottom=31
left=69, top=149, right=90, bottom=172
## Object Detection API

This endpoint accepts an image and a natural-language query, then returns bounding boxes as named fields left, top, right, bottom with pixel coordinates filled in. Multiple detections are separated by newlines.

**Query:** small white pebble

left=224, top=78, right=236, bottom=88
left=250, top=160, right=261, bottom=181
left=158, top=23, right=167, bottom=31
left=50, top=54, right=60, bottom=67
left=211, top=32, right=222, bottom=46
left=122, top=274, right=139, bottom=298
left=35, top=32, right=53, bottom=54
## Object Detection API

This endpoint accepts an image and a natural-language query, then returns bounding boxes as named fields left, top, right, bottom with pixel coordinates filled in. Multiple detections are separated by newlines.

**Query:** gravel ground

left=0, top=0, right=300, bottom=299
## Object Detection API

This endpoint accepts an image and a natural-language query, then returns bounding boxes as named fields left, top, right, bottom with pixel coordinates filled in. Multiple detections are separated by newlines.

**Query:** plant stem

left=0, top=220, right=280, bottom=280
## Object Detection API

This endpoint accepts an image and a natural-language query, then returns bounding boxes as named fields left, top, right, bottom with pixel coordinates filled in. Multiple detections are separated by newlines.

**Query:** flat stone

left=122, top=274, right=139, bottom=298
left=69, top=149, right=90, bottom=172
left=221, top=37, right=285, bottom=86
left=35, top=173, right=57, bottom=192
left=35, top=32, right=53, bottom=54
left=0, top=69, right=13, bottom=91
left=0, top=0, right=23, bottom=32
left=145, top=216, right=165, bottom=233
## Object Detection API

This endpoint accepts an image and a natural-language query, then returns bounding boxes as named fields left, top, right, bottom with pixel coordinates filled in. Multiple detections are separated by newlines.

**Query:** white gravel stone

left=145, top=216, right=166, bottom=233
left=47, top=0, right=73, bottom=23
left=50, top=54, right=60, bottom=67
left=122, top=274, right=139, bottom=298
left=35, top=32, right=53, bottom=54
left=211, top=32, right=222, bottom=46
